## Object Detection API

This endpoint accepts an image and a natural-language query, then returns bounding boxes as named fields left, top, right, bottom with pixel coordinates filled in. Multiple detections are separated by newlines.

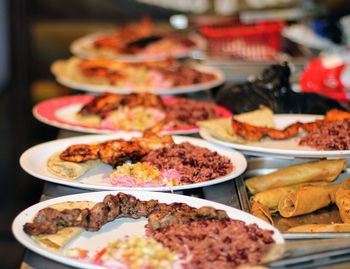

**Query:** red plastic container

left=199, top=21, right=285, bottom=60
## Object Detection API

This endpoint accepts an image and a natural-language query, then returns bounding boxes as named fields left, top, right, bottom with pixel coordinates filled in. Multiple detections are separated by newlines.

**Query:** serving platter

left=235, top=157, right=350, bottom=239
left=51, top=59, right=225, bottom=95
left=12, top=190, right=283, bottom=269
left=33, top=95, right=232, bottom=135
left=70, top=30, right=206, bottom=62
left=20, top=134, right=247, bottom=191
left=200, top=114, right=350, bottom=158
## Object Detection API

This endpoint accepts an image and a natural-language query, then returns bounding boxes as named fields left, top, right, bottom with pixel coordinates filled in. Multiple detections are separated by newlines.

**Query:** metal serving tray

left=235, top=157, right=350, bottom=240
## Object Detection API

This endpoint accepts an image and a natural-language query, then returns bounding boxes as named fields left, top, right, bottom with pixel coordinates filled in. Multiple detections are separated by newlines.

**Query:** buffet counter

left=19, top=132, right=350, bottom=269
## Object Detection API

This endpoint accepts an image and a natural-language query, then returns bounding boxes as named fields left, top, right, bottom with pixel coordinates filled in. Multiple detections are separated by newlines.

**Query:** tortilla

left=246, top=159, right=346, bottom=194
left=75, top=113, right=102, bottom=126
left=251, top=201, right=274, bottom=225
left=335, top=178, right=350, bottom=223
left=252, top=181, right=330, bottom=212
left=197, top=118, right=245, bottom=143
left=287, top=223, right=350, bottom=232
left=234, top=106, right=275, bottom=128
left=278, top=184, right=340, bottom=218
left=198, top=106, right=275, bottom=144
left=47, top=152, right=101, bottom=180
left=51, top=57, right=113, bottom=87
left=32, top=201, right=96, bottom=250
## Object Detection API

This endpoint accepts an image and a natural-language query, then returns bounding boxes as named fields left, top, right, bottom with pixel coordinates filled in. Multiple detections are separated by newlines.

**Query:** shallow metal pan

left=236, top=157, right=350, bottom=239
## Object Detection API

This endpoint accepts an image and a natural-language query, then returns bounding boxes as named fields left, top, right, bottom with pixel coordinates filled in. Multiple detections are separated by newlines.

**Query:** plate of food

left=19, top=132, right=247, bottom=191
left=33, top=93, right=232, bottom=134
left=70, top=17, right=206, bottom=61
left=12, top=190, right=282, bottom=269
left=50, top=57, right=224, bottom=95
left=235, top=157, right=350, bottom=238
left=199, top=106, right=350, bottom=158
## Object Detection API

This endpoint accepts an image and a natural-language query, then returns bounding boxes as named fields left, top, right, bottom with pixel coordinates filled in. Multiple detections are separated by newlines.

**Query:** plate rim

left=12, top=190, right=284, bottom=269
left=19, top=134, right=247, bottom=192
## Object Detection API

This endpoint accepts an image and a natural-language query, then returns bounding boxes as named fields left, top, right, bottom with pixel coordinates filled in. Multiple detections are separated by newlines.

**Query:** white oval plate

left=12, top=190, right=284, bottom=269
left=70, top=30, right=206, bottom=62
left=20, top=134, right=247, bottom=191
left=54, top=65, right=225, bottom=95
left=200, top=114, right=350, bottom=158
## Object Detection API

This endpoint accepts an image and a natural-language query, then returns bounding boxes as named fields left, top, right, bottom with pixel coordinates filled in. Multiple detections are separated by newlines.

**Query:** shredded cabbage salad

left=66, top=236, right=185, bottom=269
left=109, top=163, right=181, bottom=187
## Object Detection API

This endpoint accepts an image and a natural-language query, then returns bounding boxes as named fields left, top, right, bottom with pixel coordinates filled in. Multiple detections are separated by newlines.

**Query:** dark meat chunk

left=88, top=203, right=109, bottom=231
left=103, top=195, right=121, bottom=221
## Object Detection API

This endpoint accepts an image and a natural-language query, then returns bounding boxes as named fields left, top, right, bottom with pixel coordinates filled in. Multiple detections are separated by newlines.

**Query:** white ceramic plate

left=199, top=114, right=350, bottom=158
left=54, top=65, right=225, bottom=95
left=70, top=30, right=206, bottom=62
left=20, top=134, right=247, bottom=191
left=12, top=190, right=284, bottom=269
left=32, top=95, right=232, bottom=135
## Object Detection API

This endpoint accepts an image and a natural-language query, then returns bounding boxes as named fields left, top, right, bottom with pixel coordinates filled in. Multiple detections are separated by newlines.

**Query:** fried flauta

left=251, top=201, right=274, bottom=225
left=251, top=181, right=329, bottom=212
left=278, top=184, right=340, bottom=218
left=246, top=159, right=346, bottom=194
left=335, top=178, right=350, bottom=223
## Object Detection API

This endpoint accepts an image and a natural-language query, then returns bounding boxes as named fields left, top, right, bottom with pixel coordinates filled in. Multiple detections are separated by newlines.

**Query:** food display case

left=5, top=1, right=350, bottom=269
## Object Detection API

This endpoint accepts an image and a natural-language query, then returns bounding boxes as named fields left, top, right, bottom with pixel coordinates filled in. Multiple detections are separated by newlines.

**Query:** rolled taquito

left=246, top=159, right=346, bottom=194
left=250, top=201, right=274, bottom=225
left=252, top=181, right=329, bottom=212
left=335, top=178, right=350, bottom=223
left=278, top=184, right=340, bottom=218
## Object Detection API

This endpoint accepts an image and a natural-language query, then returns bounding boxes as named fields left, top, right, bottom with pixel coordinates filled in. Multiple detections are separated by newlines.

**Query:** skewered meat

left=59, top=133, right=174, bottom=166
left=23, top=193, right=228, bottom=236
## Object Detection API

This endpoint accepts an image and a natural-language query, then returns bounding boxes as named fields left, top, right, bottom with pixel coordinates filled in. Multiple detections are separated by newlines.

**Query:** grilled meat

left=231, top=109, right=350, bottom=142
left=23, top=193, right=229, bottom=236
left=78, top=92, right=165, bottom=118
left=98, top=139, right=146, bottom=166
left=59, top=133, right=174, bottom=166
left=79, top=92, right=123, bottom=118
left=59, top=144, right=100, bottom=163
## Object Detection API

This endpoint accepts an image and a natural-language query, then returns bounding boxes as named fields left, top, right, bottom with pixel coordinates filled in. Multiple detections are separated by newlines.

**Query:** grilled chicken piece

left=78, top=92, right=165, bottom=118
left=79, top=92, right=123, bottom=117
left=121, top=93, right=164, bottom=110
left=135, top=132, right=174, bottom=152
left=98, top=139, right=147, bottom=166
left=60, top=144, right=100, bottom=163
left=59, top=132, right=174, bottom=166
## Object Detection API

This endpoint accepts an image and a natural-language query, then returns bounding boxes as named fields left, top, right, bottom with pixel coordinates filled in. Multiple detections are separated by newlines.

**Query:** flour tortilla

left=51, top=57, right=113, bottom=86
left=47, top=152, right=101, bottom=180
left=198, top=106, right=275, bottom=144
left=32, top=201, right=96, bottom=250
